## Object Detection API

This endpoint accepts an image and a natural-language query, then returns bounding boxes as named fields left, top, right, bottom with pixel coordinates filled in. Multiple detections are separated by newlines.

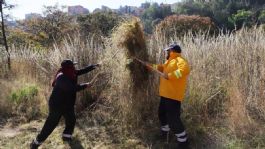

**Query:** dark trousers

left=36, top=107, right=76, bottom=143
left=158, top=96, right=185, bottom=134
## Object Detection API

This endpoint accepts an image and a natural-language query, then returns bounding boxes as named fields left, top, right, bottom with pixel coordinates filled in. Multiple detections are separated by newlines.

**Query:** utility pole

left=0, top=0, right=10, bottom=70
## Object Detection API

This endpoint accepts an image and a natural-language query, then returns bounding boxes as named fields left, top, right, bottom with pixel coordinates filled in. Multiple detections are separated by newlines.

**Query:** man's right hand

left=146, top=64, right=153, bottom=71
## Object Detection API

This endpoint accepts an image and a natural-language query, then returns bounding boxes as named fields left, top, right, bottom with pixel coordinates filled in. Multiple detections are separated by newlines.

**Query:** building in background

left=117, top=5, right=144, bottom=16
left=25, top=13, right=42, bottom=20
left=93, top=5, right=113, bottom=13
left=68, top=5, right=89, bottom=15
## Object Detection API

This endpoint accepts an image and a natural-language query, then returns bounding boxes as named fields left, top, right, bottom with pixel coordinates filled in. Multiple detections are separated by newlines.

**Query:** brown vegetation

left=0, top=21, right=265, bottom=148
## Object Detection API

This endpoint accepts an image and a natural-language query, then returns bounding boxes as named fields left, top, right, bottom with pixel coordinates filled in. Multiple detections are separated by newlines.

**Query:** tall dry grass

left=150, top=27, right=265, bottom=147
left=0, top=34, right=106, bottom=121
left=103, top=19, right=158, bottom=136
left=0, top=26, right=264, bottom=147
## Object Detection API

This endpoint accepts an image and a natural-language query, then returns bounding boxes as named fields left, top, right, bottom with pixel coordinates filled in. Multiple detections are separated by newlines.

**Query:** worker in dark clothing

left=30, top=59, right=100, bottom=149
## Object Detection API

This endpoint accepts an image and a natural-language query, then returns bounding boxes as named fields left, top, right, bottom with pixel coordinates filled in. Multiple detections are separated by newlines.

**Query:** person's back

left=30, top=59, right=100, bottom=149
left=49, top=73, right=77, bottom=109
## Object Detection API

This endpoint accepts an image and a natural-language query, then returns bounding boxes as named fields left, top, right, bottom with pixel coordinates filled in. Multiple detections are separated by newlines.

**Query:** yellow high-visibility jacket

left=153, top=52, right=190, bottom=101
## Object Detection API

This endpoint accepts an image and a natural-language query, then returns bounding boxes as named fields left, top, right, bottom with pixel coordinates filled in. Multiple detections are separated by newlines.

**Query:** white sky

left=6, top=0, right=179, bottom=20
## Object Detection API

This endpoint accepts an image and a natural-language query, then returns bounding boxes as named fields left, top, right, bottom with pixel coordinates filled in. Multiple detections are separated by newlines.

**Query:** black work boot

left=160, top=125, right=170, bottom=143
left=62, top=136, right=72, bottom=142
left=177, top=140, right=190, bottom=149
left=160, top=130, right=170, bottom=142
left=62, top=134, right=73, bottom=142
left=30, top=140, right=40, bottom=149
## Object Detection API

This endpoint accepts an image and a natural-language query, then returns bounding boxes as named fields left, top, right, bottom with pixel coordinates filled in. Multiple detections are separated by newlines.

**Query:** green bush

left=155, top=15, right=216, bottom=39
left=259, top=10, right=265, bottom=24
left=77, top=11, right=121, bottom=37
left=9, top=86, right=38, bottom=104
left=228, top=9, right=253, bottom=29
left=8, top=85, right=41, bottom=121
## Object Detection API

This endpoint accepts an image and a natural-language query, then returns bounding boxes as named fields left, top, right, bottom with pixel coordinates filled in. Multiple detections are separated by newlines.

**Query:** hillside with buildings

left=0, top=1, right=265, bottom=148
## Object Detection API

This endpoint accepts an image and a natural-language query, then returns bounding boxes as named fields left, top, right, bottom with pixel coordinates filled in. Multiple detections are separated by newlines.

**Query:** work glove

left=85, top=82, right=92, bottom=88
left=91, top=63, right=100, bottom=69
left=146, top=63, right=153, bottom=71
left=162, top=72, right=169, bottom=80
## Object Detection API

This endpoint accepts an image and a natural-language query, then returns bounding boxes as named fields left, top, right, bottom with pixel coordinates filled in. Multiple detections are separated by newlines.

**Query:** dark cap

left=163, top=43, right=181, bottom=53
left=61, top=59, right=78, bottom=68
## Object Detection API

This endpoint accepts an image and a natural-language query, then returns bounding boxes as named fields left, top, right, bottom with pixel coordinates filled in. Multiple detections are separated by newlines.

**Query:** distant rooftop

left=25, top=13, right=42, bottom=20
left=68, top=5, right=89, bottom=15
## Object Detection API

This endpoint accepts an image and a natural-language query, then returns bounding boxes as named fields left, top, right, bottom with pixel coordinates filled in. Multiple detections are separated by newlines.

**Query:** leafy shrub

left=155, top=14, right=216, bottom=39
left=77, top=11, right=121, bottom=37
left=258, top=10, right=265, bottom=24
left=7, top=28, right=44, bottom=48
left=9, top=86, right=38, bottom=104
left=8, top=85, right=41, bottom=121
left=19, top=5, right=78, bottom=47
left=228, top=9, right=253, bottom=29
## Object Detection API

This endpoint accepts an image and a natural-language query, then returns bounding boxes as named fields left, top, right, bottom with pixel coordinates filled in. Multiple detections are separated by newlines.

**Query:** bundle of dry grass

left=112, top=18, right=146, bottom=57
left=151, top=27, right=265, bottom=148
left=103, top=18, right=158, bottom=131
left=111, top=17, right=149, bottom=88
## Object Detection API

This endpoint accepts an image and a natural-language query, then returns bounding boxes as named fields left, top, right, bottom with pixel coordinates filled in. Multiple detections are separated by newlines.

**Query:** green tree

left=21, top=4, right=77, bottom=47
left=141, top=2, right=172, bottom=33
left=229, top=9, right=253, bottom=29
left=258, top=10, right=265, bottom=24
left=246, top=0, right=265, bottom=6
left=7, top=28, right=43, bottom=48
left=77, top=11, right=121, bottom=37
left=155, top=14, right=216, bottom=39
left=0, top=0, right=14, bottom=69
left=173, top=0, right=263, bottom=30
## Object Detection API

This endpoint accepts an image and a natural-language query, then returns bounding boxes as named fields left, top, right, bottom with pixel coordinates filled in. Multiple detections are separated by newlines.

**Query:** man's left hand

left=163, top=73, right=169, bottom=80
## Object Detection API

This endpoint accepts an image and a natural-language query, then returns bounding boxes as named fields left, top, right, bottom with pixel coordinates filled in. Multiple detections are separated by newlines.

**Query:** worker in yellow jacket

left=144, top=43, right=190, bottom=147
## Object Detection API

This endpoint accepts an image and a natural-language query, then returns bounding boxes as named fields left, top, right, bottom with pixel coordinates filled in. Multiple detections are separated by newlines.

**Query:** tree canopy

left=173, top=0, right=265, bottom=30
